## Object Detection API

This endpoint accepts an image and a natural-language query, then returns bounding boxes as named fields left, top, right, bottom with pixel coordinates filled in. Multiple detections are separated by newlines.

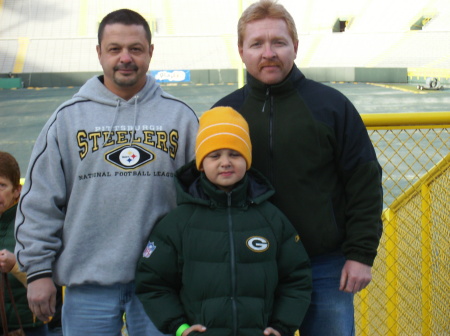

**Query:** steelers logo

left=106, top=145, right=155, bottom=170
left=120, top=147, right=140, bottom=166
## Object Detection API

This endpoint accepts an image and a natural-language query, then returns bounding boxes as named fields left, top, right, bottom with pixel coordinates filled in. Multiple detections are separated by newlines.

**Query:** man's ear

left=149, top=44, right=154, bottom=59
left=96, top=45, right=101, bottom=60
left=293, top=40, right=299, bottom=58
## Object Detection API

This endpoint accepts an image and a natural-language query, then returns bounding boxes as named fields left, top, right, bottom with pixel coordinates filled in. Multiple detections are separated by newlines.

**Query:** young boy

left=135, top=107, right=312, bottom=336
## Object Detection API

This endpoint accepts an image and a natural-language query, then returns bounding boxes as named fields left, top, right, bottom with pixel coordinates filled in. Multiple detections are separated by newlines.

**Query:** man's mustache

left=258, top=62, right=282, bottom=70
left=114, top=64, right=138, bottom=71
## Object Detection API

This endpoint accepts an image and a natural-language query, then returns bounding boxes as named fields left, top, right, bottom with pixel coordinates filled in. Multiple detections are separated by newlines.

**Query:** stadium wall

left=1, top=67, right=409, bottom=88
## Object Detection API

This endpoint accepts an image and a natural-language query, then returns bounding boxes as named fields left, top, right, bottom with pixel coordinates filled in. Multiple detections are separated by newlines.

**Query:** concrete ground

left=1, top=81, right=450, bottom=176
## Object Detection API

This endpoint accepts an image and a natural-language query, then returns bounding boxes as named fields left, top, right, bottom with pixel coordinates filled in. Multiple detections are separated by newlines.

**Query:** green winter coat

left=136, top=162, right=312, bottom=336
left=0, top=204, right=44, bottom=331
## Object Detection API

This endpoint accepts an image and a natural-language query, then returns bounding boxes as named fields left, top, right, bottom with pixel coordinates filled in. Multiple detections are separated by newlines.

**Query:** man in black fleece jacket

left=213, top=1, right=383, bottom=335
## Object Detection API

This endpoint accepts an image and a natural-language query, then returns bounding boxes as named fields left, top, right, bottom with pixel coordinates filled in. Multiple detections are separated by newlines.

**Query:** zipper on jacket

left=227, top=193, right=238, bottom=335
left=261, top=87, right=270, bottom=113
left=268, top=93, right=275, bottom=182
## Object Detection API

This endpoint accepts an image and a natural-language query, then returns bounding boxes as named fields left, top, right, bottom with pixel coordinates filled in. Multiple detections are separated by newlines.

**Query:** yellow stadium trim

left=361, top=112, right=450, bottom=128
left=359, top=289, right=369, bottom=335
left=163, top=1, right=174, bottom=35
left=383, top=208, right=399, bottom=335
left=237, top=0, right=244, bottom=88
left=388, top=153, right=450, bottom=213
left=13, top=37, right=30, bottom=73
left=78, top=0, right=88, bottom=36
left=367, top=82, right=427, bottom=94
left=420, top=183, right=432, bottom=336
left=408, top=67, right=450, bottom=80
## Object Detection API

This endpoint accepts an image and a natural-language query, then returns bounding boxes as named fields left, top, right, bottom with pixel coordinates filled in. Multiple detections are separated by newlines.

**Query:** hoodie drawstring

left=129, top=96, right=139, bottom=148
left=103, top=99, right=121, bottom=148
left=102, top=96, right=139, bottom=149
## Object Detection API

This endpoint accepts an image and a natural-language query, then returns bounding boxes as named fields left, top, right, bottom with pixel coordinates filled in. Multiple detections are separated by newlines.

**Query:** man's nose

left=262, top=44, right=276, bottom=58
left=120, top=51, right=132, bottom=63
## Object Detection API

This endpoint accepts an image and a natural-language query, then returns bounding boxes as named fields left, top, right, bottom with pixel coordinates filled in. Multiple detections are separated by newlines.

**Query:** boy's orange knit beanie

left=195, top=106, right=252, bottom=170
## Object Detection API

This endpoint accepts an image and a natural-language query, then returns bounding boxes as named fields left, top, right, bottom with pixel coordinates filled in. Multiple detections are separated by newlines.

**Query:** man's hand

left=27, top=277, right=56, bottom=322
left=182, top=324, right=206, bottom=335
left=0, top=249, right=16, bottom=273
left=339, top=260, right=372, bottom=293
left=264, top=327, right=281, bottom=336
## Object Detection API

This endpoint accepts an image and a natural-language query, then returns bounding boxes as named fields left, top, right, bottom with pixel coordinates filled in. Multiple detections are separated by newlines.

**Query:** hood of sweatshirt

left=74, top=75, right=160, bottom=106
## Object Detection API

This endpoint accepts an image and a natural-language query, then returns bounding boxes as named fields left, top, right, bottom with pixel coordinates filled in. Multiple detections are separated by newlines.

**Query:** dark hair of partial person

left=98, top=8, right=152, bottom=46
left=238, top=0, right=298, bottom=46
left=0, top=151, right=20, bottom=189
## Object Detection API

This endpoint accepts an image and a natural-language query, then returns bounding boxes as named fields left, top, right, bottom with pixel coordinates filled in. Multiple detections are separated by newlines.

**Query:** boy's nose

left=220, top=157, right=231, bottom=167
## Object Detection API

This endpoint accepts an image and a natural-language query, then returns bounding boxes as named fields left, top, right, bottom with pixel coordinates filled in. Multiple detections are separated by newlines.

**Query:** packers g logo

left=246, top=236, right=269, bottom=253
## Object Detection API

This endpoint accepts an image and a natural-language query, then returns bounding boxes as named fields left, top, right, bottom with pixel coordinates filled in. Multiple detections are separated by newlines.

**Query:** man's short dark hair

left=98, top=9, right=152, bottom=46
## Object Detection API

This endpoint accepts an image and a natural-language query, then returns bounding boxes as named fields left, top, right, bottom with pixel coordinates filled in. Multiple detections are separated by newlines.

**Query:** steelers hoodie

left=15, top=75, right=199, bottom=286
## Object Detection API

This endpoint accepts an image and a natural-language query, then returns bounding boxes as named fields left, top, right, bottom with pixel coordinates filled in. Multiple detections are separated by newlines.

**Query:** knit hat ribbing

left=195, top=107, right=252, bottom=170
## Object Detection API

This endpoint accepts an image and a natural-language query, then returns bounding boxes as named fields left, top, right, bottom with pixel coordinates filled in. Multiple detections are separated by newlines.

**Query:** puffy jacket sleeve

left=269, top=210, right=312, bottom=334
left=135, top=210, right=187, bottom=334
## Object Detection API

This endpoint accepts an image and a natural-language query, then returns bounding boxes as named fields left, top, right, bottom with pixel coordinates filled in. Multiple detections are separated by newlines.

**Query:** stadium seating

left=1, top=0, right=449, bottom=75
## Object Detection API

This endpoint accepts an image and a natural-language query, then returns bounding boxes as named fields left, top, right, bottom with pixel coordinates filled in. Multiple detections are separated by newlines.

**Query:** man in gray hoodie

left=15, top=9, right=198, bottom=336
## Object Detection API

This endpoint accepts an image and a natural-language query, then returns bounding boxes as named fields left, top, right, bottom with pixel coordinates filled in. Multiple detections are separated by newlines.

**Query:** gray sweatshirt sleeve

left=15, top=111, right=65, bottom=282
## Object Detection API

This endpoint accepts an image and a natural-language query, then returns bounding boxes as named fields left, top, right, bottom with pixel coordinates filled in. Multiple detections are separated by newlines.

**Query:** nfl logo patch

left=143, top=241, right=156, bottom=258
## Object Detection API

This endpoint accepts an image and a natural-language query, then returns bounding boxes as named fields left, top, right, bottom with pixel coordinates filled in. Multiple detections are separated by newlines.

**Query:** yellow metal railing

left=356, top=112, right=450, bottom=336
left=122, top=112, right=450, bottom=336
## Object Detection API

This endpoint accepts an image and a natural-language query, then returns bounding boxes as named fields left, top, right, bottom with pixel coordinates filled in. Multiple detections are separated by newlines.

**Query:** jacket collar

left=0, top=203, right=17, bottom=225
left=175, top=161, right=274, bottom=208
left=200, top=172, right=248, bottom=208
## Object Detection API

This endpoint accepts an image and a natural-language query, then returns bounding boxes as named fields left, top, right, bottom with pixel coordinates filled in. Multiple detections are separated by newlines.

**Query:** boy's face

left=200, top=149, right=247, bottom=192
